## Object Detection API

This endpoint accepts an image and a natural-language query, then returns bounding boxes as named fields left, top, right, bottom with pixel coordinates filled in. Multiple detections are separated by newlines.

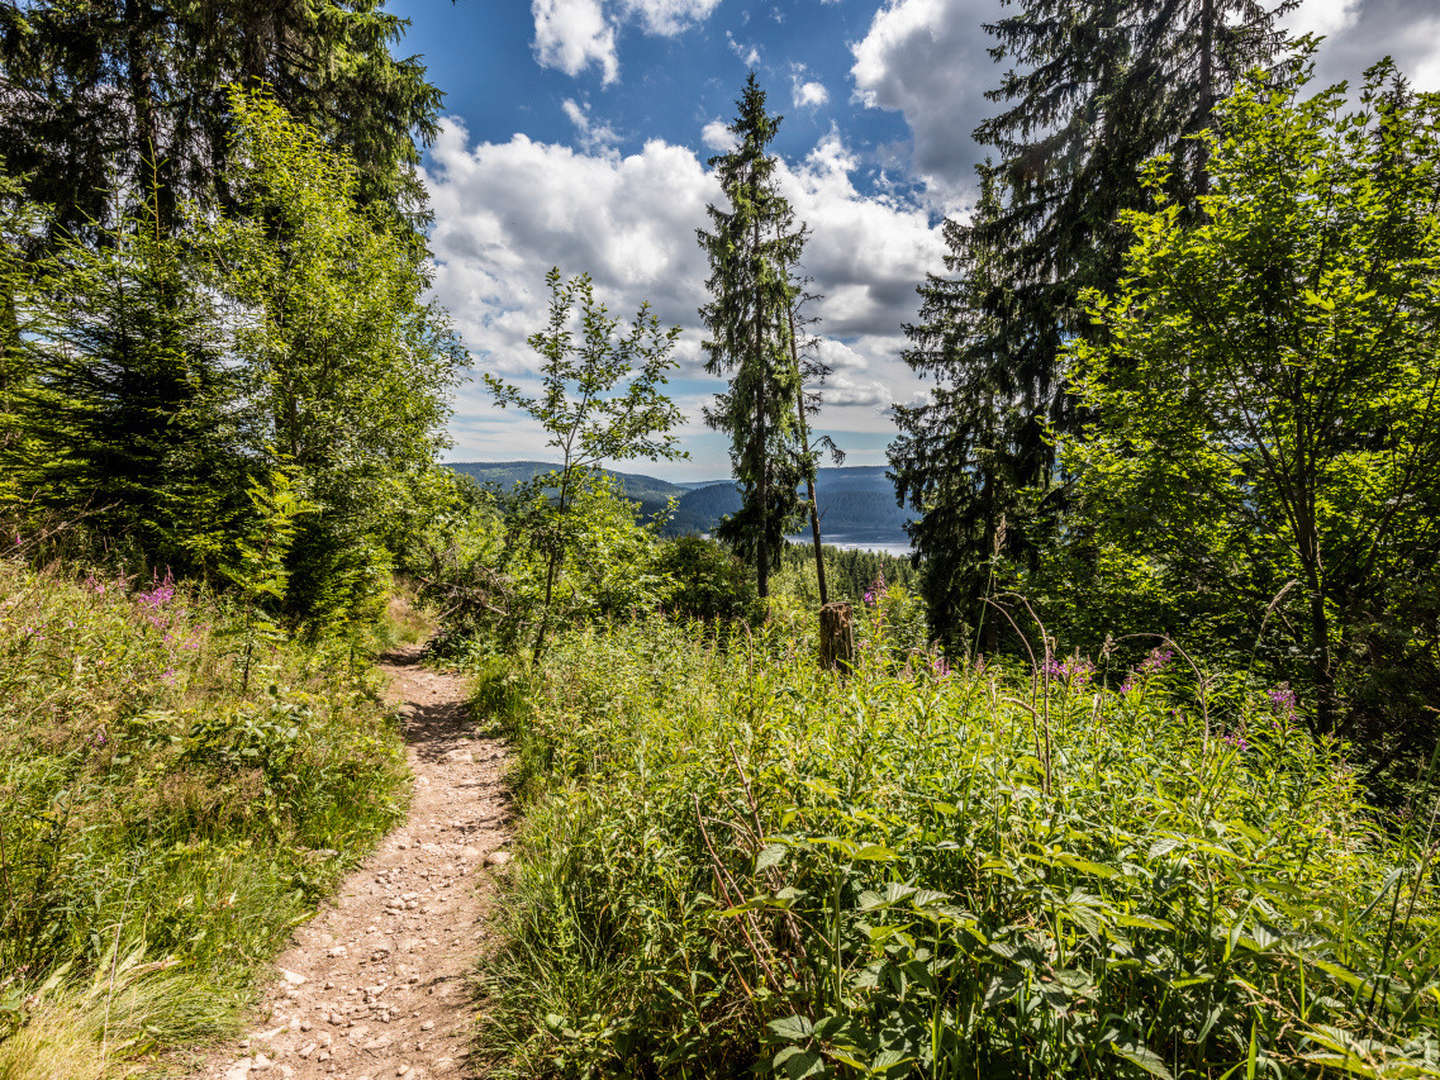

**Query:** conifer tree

left=698, top=73, right=807, bottom=601
left=0, top=0, right=441, bottom=243
left=891, top=0, right=1295, bottom=642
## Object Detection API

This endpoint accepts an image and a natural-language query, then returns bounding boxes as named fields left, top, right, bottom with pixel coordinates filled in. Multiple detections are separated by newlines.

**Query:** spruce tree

left=891, top=0, right=1295, bottom=643
left=0, top=0, right=441, bottom=244
left=698, top=73, right=807, bottom=600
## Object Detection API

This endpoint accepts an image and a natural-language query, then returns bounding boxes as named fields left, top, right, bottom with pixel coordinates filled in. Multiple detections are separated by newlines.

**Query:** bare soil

left=190, top=645, right=510, bottom=1080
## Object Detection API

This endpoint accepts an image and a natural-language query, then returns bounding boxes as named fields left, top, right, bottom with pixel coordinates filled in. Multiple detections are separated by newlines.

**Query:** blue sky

left=390, top=0, right=1440, bottom=481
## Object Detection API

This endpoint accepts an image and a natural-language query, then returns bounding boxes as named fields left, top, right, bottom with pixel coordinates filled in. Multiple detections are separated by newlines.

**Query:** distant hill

left=443, top=461, right=914, bottom=547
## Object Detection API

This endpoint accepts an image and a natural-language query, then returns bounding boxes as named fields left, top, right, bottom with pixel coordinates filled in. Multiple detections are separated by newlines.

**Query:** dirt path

left=194, top=645, right=510, bottom=1080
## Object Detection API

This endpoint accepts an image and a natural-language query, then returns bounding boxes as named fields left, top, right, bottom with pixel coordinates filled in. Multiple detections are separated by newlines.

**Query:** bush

left=0, top=557, right=406, bottom=1064
left=476, top=615, right=1440, bottom=1078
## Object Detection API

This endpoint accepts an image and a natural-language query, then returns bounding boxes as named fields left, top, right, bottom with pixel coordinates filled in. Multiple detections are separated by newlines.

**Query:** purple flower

left=90, top=729, right=108, bottom=747
left=1044, top=655, right=1096, bottom=685
left=1118, top=678, right=1135, bottom=695
left=1268, top=684, right=1297, bottom=721
left=136, top=569, right=175, bottom=610
left=1222, top=733, right=1249, bottom=752
left=160, top=667, right=177, bottom=684
left=931, top=655, right=951, bottom=680
left=1140, top=647, right=1173, bottom=674
left=863, top=590, right=875, bottom=605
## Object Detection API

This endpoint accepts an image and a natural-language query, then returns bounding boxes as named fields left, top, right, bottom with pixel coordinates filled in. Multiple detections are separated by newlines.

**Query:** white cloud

left=1282, top=0, right=1362, bottom=40
left=562, top=98, right=622, bottom=154
left=851, top=0, right=1003, bottom=204
left=701, top=119, right=736, bottom=153
left=621, top=0, right=722, bottom=35
left=792, top=77, right=830, bottom=109
left=726, top=30, right=761, bottom=66
left=532, top=0, right=619, bottom=83
left=531, top=0, right=721, bottom=83
left=422, top=119, right=946, bottom=463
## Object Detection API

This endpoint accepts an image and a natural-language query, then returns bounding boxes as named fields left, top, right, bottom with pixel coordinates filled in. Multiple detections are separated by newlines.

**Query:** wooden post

left=819, top=601, right=855, bottom=672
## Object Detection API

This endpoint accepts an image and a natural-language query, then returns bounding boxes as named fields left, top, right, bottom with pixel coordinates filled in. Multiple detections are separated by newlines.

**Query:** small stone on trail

left=223, top=1063, right=250, bottom=1080
left=279, top=967, right=306, bottom=987
left=486, top=849, right=512, bottom=867
left=327, top=944, right=348, bottom=958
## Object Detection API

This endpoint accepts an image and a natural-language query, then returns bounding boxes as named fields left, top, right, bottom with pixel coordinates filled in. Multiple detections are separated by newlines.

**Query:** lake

left=786, top=534, right=915, bottom=558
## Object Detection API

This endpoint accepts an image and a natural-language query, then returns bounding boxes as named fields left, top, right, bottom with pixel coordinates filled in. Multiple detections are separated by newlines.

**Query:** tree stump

left=819, top=602, right=855, bottom=672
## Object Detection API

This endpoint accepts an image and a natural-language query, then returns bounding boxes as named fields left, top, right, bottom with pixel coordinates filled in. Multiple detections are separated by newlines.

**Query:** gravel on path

left=190, top=644, right=510, bottom=1080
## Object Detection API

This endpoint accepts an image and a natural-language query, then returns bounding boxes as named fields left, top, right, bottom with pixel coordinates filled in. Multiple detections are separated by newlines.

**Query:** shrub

left=476, top=615, right=1440, bottom=1078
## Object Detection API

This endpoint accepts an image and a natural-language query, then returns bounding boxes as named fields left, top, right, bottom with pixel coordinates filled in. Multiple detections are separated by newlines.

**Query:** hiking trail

left=191, top=644, right=510, bottom=1080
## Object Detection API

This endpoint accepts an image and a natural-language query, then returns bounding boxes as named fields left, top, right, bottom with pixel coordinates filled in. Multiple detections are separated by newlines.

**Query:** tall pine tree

left=698, top=74, right=807, bottom=600
left=0, top=0, right=441, bottom=244
left=891, top=0, right=1295, bottom=644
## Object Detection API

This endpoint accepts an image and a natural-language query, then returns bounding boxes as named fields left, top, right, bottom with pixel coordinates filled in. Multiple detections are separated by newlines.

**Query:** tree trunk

left=819, top=602, right=855, bottom=672
left=532, top=465, right=573, bottom=662
left=787, top=303, right=827, bottom=605
left=752, top=209, right=769, bottom=600
left=1195, top=0, right=1215, bottom=196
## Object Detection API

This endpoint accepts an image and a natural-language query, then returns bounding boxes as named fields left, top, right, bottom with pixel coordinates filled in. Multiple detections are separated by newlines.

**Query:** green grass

left=473, top=592, right=1440, bottom=1078
left=0, top=558, right=409, bottom=1076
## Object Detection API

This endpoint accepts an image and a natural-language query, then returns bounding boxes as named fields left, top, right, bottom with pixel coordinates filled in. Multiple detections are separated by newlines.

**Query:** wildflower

left=90, top=728, right=108, bottom=748
left=1140, top=647, right=1173, bottom=674
left=1118, top=678, right=1135, bottom=695
left=1222, top=733, right=1250, bottom=752
left=931, top=655, right=951, bottom=680
left=1267, top=684, right=1297, bottom=722
left=136, top=569, right=175, bottom=610
left=161, top=667, right=177, bottom=684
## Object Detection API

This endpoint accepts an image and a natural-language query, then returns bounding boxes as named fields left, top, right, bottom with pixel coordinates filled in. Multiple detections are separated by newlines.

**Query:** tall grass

left=475, top=594, right=1440, bottom=1078
left=0, top=558, right=409, bottom=1074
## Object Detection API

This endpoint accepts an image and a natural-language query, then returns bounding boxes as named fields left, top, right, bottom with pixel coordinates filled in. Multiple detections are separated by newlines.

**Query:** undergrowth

left=474, top=594, right=1440, bottom=1078
left=0, top=558, right=409, bottom=1077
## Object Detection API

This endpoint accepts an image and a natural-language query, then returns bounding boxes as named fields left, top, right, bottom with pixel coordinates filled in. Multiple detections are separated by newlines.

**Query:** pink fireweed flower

left=1140, top=647, right=1173, bottom=674
left=136, top=569, right=175, bottom=610
left=1045, top=656, right=1096, bottom=685
left=1222, top=733, right=1249, bottom=752
left=1268, top=684, right=1297, bottom=723
left=931, top=655, right=951, bottom=680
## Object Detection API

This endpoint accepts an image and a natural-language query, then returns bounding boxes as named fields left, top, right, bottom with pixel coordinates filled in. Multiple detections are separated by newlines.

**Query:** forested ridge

left=4, top=1, right=1440, bottom=1078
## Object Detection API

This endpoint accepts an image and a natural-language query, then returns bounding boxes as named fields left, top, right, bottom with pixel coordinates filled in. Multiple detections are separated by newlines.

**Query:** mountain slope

left=443, top=461, right=913, bottom=544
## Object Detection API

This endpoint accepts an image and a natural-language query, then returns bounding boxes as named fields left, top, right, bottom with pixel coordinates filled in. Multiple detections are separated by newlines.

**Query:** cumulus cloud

left=532, top=0, right=619, bottom=83
left=531, top=0, right=721, bottom=83
left=1302, top=1, right=1440, bottom=93
left=791, top=65, right=830, bottom=109
left=701, top=119, right=736, bottom=153
left=562, top=98, right=622, bottom=154
left=850, top=0, right=1002, bottom=204
left=1283, top=0, right=1363, bottom=39
left=422, top=119, right=945, bottom=460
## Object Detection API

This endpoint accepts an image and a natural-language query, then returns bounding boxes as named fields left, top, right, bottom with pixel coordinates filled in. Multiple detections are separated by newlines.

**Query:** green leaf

left=1111, top=1041, right=1176, bottom=1079
left=768, top=1014, right=814, bottom=1041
